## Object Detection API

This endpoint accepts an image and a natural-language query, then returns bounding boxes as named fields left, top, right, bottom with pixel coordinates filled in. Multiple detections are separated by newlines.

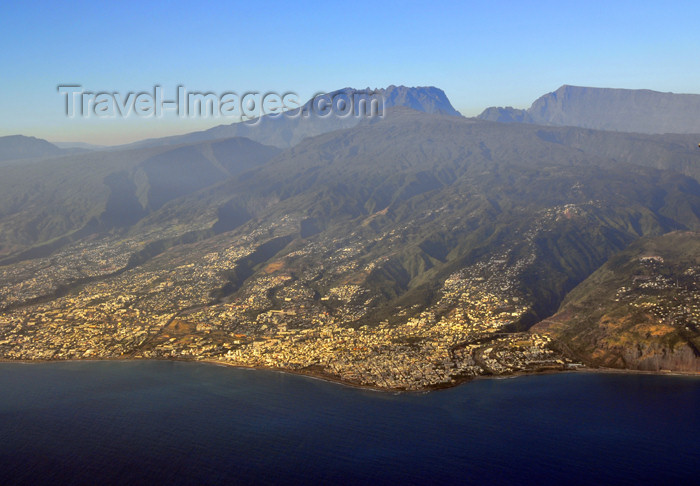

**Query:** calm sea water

left=0, top=361, right=698, bottom=485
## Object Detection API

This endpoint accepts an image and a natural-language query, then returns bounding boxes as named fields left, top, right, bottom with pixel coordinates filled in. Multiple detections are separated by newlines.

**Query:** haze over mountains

left=0, top=84, right=698, bottom=384
left=478, top=85, right=700, bottom=134
left=0, top=135, right=66, bottom=163
left=0, top=136, right=281, bottom=258
left=120, top=85, right=460, bottom=150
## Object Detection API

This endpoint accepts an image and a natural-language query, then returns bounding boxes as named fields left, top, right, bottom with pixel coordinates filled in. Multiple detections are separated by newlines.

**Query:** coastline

left=2, top=356, right=698, bottom=392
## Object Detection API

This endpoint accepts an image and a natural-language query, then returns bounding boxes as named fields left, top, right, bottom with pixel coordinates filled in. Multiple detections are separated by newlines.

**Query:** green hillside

left=534, top=232, right=700, bottom=371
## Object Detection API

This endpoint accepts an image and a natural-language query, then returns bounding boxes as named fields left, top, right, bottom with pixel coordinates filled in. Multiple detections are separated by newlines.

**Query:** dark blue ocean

left=0, top=361, right=698, bottom=485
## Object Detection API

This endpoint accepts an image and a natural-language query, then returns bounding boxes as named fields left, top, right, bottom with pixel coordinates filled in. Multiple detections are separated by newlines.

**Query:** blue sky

left=1, top=0, right=699, bottom=145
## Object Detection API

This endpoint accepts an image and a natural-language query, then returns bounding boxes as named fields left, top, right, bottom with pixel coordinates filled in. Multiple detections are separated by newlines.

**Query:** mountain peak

left=314, top=85, right=461, bottom=117
left=380, top=85, right=461, bottom=116
left=122, top=85, right=462, bottom=150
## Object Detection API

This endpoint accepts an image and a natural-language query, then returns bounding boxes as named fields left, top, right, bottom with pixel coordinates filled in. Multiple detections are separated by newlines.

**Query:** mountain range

left=478, top=85, right=700, bottom=134
left=0, top=85, right=698, bottom=385
left=118, top=85, right=460, bottom=150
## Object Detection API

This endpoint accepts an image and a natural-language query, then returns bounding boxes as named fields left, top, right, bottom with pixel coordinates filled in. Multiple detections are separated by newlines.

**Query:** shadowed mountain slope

left=125, top=109, right=700, bottom=322
left=0, top=137, right=280, bottom=257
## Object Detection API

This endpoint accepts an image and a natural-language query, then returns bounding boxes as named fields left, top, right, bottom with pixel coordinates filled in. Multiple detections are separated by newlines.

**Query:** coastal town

left=0, top=213, right=572, bottom=390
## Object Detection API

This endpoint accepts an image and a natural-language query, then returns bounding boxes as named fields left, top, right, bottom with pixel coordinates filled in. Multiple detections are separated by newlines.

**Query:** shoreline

left=1, top=356, right=698, bottom=392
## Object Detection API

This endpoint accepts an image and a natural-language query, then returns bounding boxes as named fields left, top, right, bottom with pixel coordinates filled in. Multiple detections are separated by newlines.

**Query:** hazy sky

left=1, top=0, right=699, bottom=145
